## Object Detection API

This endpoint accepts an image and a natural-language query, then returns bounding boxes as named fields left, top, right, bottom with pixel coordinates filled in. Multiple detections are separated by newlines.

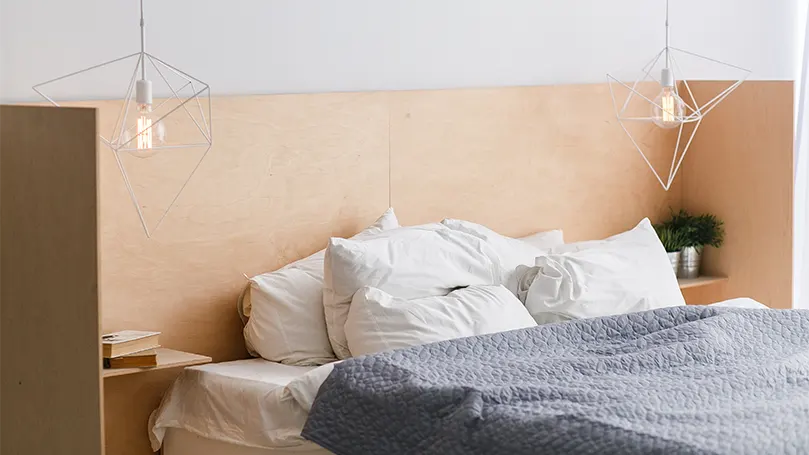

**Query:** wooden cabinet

left=1, top=105, right=103, bottom=455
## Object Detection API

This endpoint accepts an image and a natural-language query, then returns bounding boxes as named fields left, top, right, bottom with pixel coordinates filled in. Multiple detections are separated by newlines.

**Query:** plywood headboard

left=92, top=84, right=684, bottom=361
left=55, top=81, right=791, bottom=455
left=389, top=85, right=683, bottom=240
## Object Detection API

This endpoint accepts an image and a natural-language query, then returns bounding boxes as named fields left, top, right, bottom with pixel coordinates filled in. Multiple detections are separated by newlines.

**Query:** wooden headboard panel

left=98, top=92, right=393, bottom=363
left=59, top=81, right=788, bottom=455
left=95, top=84, right=680, bottom=361
left=389, top=84, right=680, bottom=240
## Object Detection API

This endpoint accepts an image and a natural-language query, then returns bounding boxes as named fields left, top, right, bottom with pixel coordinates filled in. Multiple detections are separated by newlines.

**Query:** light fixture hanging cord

left=665, top=0, right=670, bottom=69
left=140, top=0, right=146, bottom=79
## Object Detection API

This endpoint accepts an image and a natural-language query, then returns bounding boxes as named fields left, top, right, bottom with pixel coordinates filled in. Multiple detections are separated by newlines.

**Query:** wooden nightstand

left=678, top=276, right=728, bottom=290
left=103, top=348, right=212, bottom=379
left=679, top=276, right=730, bottom=306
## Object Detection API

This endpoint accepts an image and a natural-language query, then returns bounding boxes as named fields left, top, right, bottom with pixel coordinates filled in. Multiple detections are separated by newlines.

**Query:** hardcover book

left=103, top=349, right=158, bottom=369
left=102, top=330, right=160, bottom=358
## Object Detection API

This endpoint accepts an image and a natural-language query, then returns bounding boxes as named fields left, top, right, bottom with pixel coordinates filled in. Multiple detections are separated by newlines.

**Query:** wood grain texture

left=96, top=92, right=390, bottom=360
left=389, top=84, right=682, bottom=241
left=102, top=348, right=212, bottom=378
left=33, top=81, right=790, bottom=454
left=104, top=368, right=189, bottom=453
left=88, top=92, right=391, bottom=455
left=680, top=81, right=793, bottom=309
left=0, top=105, right=103, bottom=455
left=678, top=276, right=729, bottom=290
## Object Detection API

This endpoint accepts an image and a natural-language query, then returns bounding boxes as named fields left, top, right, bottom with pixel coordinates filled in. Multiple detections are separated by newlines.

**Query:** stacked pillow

left=322, top=224, right=501, bottom=359
left=247, top=214, right=685, bottom=362
left=323, top=220, right=564, bottom=359
left=440, top=219, right=563, bottom=295
left=346, top=285, right=537, bottom=357
left=243, top=208, right=399, bottom=366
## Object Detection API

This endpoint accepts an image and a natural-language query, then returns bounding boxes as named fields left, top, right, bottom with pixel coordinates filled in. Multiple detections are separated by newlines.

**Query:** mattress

left=149, top=358, right=325, bottom=452
left=163, top=428, right=332, bottom=455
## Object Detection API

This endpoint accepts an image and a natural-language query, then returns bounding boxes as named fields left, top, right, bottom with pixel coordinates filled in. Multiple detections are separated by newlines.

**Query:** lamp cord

left=140, top=0, right=146, bottom=79
left=665, top=0, right=670, bottom=69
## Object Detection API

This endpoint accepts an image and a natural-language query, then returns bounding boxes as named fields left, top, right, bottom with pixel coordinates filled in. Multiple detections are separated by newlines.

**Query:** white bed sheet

left=163, top=428, right=332, bottom=455
left=149, top=359, right=321, bottom=452
left=152, top=299, right=769, bottom=453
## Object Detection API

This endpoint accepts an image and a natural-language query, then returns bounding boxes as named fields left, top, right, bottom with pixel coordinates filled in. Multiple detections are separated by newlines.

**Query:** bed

left=149, top=213, right=805, bottom=455
left=303, top=304, right=809, bottom=455
left=150, top=359, right=332, bottom=455
left=162, top=429, right=329, bottom=455
left=153, top=300, right=790, bottom=455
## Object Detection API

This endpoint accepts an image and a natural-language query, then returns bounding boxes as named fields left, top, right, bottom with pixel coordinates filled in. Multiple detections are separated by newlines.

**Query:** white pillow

left=525, top=218, right=685, bottom=321
left=440, top=219, right=564, bottom=295
left=346, top=285, right=537, bottom=357
left=323, top=224, right=501, bottom=359
left=243, top=208, right=399, bottom=366
left=520, top=230, right=566, bottom=249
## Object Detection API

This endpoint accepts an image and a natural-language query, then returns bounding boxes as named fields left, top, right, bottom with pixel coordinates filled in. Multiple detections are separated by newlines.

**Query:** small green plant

left=654, top=224, right=687, bottom=253
left=660, top=209, right=725, bottom=250
left=688, top=213, right=725, bottom=248
left=664, top=209, right=692, bottom=232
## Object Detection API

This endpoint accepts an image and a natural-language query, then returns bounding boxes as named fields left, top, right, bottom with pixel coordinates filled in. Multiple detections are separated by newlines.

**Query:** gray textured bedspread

left=301, top=306, right=809, bottom=455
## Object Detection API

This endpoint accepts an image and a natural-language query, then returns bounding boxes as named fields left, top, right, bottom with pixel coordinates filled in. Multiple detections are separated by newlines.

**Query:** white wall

left=0, top=0, right=799, bottom=103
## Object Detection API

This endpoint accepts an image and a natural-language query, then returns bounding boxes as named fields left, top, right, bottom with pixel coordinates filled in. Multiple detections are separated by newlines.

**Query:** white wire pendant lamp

left=606, top=0, right=750, bottom=191
left=33, top=0, right=212, bottom=237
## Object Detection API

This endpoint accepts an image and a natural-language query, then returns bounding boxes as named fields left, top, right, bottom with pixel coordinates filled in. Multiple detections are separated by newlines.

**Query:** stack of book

left=102, top=330, right=160, bottom=369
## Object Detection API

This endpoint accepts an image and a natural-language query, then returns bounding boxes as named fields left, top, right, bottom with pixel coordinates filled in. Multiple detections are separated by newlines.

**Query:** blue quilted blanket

left=302, top=306, right=809, bottom=455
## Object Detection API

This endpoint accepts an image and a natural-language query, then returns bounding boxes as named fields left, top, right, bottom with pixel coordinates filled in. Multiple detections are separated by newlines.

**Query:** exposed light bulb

left=137, top=103, right=153, bottom=150
left=124, top=79, right=167, bottom=157
left=651, top=68, right=684, bottom=129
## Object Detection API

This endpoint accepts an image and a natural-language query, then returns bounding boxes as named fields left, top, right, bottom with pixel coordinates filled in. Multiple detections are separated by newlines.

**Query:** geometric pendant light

left=33, top=0, right=212, bottom=237
left=606, top=0, right=750, bottom=191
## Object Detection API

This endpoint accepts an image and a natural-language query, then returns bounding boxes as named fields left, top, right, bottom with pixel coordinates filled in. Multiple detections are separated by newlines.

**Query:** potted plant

left=662, top=209, right=725, bottom=279
left=654, top=223, right=686, bottom=275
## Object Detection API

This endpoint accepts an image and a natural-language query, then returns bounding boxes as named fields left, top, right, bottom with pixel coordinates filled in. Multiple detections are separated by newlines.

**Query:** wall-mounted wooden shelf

left=678, top=276, right=728, bottom=290
left=103, top=348, right=212, bottom=379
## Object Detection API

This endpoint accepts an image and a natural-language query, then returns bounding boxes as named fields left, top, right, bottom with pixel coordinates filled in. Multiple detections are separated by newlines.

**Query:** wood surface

left=36, top=81, right=791, bottom=454
left=0, top=105, right=103, bottom=455
left=388, top=84, right=682, bottom=240
left=678, top=276, right=729, bottom=290
left=102, top=348, right=212, bottom=378
left=680, top=81, right=793, bottom=308
left=91, top=92, right=391, bottom=455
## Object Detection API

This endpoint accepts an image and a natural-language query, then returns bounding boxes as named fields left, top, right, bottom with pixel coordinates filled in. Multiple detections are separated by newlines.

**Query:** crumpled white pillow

left=525, top=218, right=685, bottom=322
left=440, top=219, right=564, bottom=294
left=244, top=208, right=399, bottom=366
left=323, top=224, right=501, bottom=359
left=346, top=285, right=537, bottom=357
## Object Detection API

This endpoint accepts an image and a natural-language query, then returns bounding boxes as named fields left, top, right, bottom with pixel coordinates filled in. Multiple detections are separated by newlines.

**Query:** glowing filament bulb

left=651, top=69, right=685, bottom=129
left=137, top=105, right=153, bottom=150
left=662, top=92, right=674, bottom=122
left=125, top=79, right=167, bottom=157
